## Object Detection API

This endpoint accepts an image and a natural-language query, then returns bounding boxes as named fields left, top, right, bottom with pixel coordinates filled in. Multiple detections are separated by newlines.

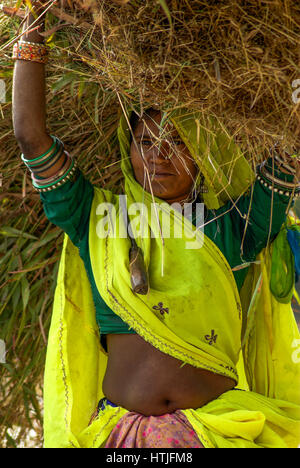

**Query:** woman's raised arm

left=12, top=1, right=65, bottom=178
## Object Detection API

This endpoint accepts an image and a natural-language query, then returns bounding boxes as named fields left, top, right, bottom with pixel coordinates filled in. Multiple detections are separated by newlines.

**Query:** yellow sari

left=43, top=110, right=300, bottom=448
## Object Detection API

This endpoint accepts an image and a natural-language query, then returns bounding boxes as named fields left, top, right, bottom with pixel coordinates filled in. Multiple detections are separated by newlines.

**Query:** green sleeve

left=204, top=159, right=294, bottom=289
left=39, top=169, right=94, bottom=247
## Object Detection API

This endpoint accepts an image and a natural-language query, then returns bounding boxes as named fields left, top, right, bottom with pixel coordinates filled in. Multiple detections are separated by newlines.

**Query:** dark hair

left=129, top=108, right=161, bottom=142
left=129, top=111, right=141, bottom=134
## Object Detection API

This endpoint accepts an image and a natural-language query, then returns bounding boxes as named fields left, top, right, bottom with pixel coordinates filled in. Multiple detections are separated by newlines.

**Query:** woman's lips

left=149, top=168, right=175, bottom=178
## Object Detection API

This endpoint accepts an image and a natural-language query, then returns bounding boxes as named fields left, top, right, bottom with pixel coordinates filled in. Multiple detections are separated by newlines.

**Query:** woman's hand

left=1, top=0, right=55, bottom=18
left=25, top=0, right=56, bottom=19
left=28, top=0, right=56, bottom=9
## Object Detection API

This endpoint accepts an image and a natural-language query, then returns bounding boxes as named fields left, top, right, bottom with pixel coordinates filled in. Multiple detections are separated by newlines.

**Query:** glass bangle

left=24, top=141, right=64, bottom=170
left=30, top=145, right=66, bottom=175
left=22, top=137, right=64, bottom=168
left=33, top=151, right=68, bottom=179
left=21, top=135, right=57, bottom=164
left=35, top=165, right=79, bottom=193
left=264, top=158, right=295, bottom=181
left=32, top=157, right=75, bottom=189
left=258, top=171, right=293, bottom=191
left=21, top=135, right=64, bottom=167
left=31, top=153, right=73, bottom=185
left=273, top=153, right=296, bottom=174
left=260, top=166, right=298, bottom=189
left=34, top=163, right=78, bottom=193
left=257, top=173, right=299, bottom=196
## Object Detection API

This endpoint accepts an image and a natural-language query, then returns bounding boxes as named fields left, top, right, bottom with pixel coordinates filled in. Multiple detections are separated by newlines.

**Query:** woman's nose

left=149, top=140, right=173, bottom=162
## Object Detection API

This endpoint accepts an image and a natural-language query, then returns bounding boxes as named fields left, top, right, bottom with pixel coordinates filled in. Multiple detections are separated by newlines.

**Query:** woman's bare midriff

left=102, top=334, right=236, bottom=416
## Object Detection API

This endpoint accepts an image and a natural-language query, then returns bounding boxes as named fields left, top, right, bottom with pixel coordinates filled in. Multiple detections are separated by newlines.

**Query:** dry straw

left=43, top=0, right=300, bottom=159
left=3, top=0, right=299, bottom=156
left=0, top=0, right=299, bottom=447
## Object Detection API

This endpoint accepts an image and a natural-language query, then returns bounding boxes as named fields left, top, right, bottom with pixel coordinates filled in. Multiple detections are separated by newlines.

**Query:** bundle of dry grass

left=3, top=0, right=300, bottom=157
left=38, top=0, right=300, bottom=159
left=0, top=0, right=299, bottom=447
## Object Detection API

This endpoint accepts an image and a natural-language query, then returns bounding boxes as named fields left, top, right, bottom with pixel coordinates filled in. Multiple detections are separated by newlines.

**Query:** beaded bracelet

left=260, top=165, right=298, bottom=189
left=257, top=161, right=300, bottom=198
left=32, top=159, right=79, bottom=193
left=257, top=174, right=300, bottom=198
left=262, top=164, right=298, bottom=188
left=12, top=40, right=49, bottom=64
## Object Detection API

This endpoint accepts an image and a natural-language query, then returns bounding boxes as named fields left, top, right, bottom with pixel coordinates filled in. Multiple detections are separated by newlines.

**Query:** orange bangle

left=12, top=40, right=49, bottom=64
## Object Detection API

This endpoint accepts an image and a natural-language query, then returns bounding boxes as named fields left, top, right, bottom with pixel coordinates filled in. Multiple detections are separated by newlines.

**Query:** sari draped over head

left=43, top=108, right=300, bottom=448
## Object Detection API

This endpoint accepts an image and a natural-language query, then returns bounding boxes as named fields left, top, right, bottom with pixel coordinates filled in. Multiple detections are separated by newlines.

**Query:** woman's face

left=130, top=111, right=198, bottom=205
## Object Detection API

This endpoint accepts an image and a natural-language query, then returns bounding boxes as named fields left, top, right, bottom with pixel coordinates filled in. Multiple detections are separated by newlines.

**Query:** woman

left=12, top=2, right=300, bottom=448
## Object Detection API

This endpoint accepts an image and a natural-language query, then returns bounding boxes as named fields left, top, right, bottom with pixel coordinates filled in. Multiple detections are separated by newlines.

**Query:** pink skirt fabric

left=104, top=410, right=203, bottom=448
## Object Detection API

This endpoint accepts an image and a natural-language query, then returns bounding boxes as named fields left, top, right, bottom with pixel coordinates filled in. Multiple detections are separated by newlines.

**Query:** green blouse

left=40, top=159, right=293, bottom=348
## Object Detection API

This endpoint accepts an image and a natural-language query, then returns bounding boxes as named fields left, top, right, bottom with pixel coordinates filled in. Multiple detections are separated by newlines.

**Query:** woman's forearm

left=12, top=3, right=68, bottom=179
left=12, top=6, right=50, bottom=149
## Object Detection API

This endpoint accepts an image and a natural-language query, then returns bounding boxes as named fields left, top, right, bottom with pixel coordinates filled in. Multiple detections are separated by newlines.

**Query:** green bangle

left=32, top=157, right=75, bottom=189
left=21, top=135, right=57, bottom=164
left=33, top=148, right=67, bottom=177
left=34, top=165, right=79, bottom=193
left=25, top=139, right=64, bottom=169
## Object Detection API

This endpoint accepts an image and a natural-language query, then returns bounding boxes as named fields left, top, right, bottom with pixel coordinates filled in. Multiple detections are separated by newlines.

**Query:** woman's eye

left=140, top=139, right=183, bottom=147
